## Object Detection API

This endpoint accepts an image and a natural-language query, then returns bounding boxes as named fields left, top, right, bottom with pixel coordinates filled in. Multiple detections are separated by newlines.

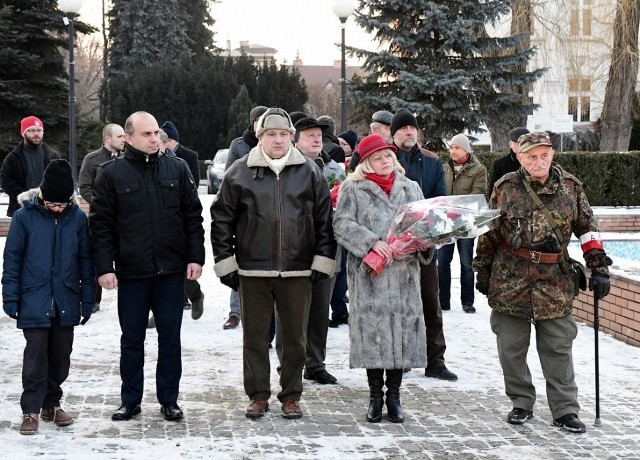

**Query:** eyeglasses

left=44, top=201, right=68, bottom=209
left=26, top=129, right=44, bottom=134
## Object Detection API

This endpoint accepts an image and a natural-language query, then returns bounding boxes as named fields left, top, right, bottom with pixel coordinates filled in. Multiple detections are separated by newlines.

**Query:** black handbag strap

left=521, top=177, right=570, bottom=261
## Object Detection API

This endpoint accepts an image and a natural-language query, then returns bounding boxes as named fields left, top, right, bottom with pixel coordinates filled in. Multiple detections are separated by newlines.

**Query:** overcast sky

left=78, top=0, right=376, bottom=66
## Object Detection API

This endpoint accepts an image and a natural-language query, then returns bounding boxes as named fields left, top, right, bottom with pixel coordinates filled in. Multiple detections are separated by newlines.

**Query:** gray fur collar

left=17, top=188, right=40, bottom=207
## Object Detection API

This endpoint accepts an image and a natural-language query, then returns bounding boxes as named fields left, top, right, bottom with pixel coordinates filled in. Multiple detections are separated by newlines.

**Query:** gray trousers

left=490, top=310, right=580, bottom=419
left=240, top=276, right=311, bottom=402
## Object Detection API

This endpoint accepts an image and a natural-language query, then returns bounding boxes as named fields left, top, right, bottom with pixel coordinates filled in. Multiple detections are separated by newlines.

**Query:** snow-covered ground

left=0, top=193, right=639, bottom=459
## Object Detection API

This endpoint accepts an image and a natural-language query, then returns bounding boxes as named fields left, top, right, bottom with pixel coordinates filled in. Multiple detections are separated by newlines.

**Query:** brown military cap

left=518, top=132, right=553, bottom=154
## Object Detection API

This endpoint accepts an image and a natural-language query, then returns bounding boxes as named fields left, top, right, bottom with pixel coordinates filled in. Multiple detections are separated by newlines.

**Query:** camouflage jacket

left=472, top=164, right=608, bottom=321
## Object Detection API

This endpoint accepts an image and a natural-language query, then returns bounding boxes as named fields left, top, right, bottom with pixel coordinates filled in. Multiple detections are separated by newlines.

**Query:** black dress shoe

left=161, top=402, right=184, bottom=421
left=425, top=366, right=458, bottom=381
left=553, top=413, right=586, bottom=433
left=508, top=408, right=533, bottom=425
left=304, top=369, right=337, bottom=384
left=328, top=315, right=349, bottom=328
left=111, top=403, right=141, bottom=421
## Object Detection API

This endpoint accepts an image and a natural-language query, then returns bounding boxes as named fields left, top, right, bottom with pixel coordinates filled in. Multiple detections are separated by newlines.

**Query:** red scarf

left=365, top=172, right=395, bottom=197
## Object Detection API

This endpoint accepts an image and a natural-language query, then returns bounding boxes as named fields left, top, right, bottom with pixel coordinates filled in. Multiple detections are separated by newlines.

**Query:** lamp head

left=332, top=0, right=355, bottom=20
left=58, top=0, right=83, bottom=14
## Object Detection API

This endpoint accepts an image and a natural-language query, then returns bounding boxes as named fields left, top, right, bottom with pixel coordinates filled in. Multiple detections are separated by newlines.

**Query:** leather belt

left=500, top=242, right=563, bottom=264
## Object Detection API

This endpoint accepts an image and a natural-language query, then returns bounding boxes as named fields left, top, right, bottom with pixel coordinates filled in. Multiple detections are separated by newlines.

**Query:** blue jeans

left=437, top=238, right=475, bottom=307
left=229, top=290, right=241, bottom=319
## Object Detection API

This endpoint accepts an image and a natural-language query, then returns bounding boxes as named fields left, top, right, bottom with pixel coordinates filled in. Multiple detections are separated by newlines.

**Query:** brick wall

left=597, top=214, right=640, bottom=232
left=573, top=272, right=640, bottom=347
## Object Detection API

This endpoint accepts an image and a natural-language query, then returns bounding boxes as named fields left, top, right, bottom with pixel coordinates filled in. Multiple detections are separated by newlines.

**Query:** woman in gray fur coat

left=333, top=134, right=428, bottom=424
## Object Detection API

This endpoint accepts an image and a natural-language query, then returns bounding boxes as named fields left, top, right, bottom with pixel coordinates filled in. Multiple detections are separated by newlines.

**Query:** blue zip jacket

left=2, top=191, right=95, bottom=328
left=395, top=145, right=446, bottom=199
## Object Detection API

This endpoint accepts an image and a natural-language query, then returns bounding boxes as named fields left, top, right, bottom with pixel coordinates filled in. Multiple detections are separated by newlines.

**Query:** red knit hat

left=20, top=116, right=44, bottom=136
left=357, top=134, right=396, bottom=162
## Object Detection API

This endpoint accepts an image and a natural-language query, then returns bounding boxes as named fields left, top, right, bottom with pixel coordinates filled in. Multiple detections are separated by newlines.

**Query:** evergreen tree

left=178, top=0, right=217, bottom=56
left=107, top=0, right=192, bottom=76
left=226, top=85, right=254, bottom=145
left=105, top=56, right=307, bottom=156
left=0, top=0, right=93, bottom=157
left=255, top=60, right=307, bottom=111
left=350, top=0, right=543, bottom=148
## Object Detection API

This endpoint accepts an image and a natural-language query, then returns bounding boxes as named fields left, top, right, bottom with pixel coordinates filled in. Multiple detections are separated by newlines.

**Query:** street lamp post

left=58, top=0, right=83, bottom=184
left=332, top=0, right=355, bottom=133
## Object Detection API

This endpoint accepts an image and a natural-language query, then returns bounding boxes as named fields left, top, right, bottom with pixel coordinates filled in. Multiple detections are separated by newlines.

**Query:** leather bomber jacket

left=211, top=146, right=336, bottom=277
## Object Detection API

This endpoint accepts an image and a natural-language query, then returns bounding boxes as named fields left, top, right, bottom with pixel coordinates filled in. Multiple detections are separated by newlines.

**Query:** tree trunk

left=600, top=0, right=640, bottom=152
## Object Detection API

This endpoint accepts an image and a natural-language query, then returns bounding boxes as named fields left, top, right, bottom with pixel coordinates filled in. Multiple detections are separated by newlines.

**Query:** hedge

left=437, top=151, right=640, bottom=207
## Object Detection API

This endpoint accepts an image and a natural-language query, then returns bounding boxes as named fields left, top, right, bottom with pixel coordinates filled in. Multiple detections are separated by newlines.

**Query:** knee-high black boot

left=385, top=369, right=404, bottom=423
left=366, top=369, right=384, bottom=423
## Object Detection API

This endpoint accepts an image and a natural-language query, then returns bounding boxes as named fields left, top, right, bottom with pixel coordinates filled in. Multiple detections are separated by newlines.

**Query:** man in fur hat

left=211, top=108, right=336, bottom=420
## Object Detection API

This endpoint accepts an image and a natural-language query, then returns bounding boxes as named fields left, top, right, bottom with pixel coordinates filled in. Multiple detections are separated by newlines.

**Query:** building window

left=569, top=0, right=592, bottom=37
left=568, top=77, right=591, bottom=122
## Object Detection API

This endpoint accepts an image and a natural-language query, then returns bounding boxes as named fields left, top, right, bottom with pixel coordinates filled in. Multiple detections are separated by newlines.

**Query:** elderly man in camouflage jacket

left=473, top=132, right=611, bottom=434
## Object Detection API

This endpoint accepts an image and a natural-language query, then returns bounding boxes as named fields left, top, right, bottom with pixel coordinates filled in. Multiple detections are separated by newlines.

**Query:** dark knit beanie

left=390, top=109, right=419, bottom=137
left=338, top=130, right=358, bottom=150
left=161, top=121, right=179, bottom=142
left=250, top=106, right=269, bottom=124
left=40, top=159, right=74, bottom=203
left=508, top=127, right=530, bottom=142
left=288, top=111, right=308, bottom=127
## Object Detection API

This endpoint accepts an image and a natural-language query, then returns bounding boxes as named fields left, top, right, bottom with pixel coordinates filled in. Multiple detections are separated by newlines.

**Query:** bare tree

left=599, top=0, right=640, bottom=151
left=75, top=35, right=104, bottom=120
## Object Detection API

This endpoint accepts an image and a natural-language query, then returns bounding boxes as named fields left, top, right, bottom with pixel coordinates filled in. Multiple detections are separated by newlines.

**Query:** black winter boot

left=385, top=369, right=404, bottom=423
left=366, top=369, right=384, bottom=423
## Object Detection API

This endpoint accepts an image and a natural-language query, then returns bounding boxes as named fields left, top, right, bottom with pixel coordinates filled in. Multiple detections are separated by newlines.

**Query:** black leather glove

left=589, top=273, right=610, bottom=300
left=310, top=270, right=330, bottom=287
left=80, top=303, right=92, bottom=325
left=476, top=281, right=490, bottom=296
left=220, top=271, right=239, bottom=291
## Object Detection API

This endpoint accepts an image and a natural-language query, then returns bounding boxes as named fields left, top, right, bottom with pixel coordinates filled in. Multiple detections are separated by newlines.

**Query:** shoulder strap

left=521, top=177, right=570, bottom=259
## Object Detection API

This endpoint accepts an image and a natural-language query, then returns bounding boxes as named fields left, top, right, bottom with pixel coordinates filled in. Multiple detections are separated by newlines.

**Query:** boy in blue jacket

left=2, top=159, right=95, bottom=435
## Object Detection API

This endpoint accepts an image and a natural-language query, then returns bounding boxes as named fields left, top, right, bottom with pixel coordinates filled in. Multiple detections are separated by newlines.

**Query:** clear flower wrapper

left=363, top=194, right=501, bottom=275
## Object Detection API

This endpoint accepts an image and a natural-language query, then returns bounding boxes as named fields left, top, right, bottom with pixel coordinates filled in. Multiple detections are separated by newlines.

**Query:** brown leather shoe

left=246, top=399, right=269, bottom=419
left=281, top=399, right=302, bottom=419
left=223, top=315, right=240, bottom=330
left=41, top=407, right=74, bottom=426
left=19, top=413, right=39, bottom=435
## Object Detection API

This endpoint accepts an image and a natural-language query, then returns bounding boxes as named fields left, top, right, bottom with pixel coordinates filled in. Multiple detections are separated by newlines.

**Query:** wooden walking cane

left=593, top=285, right=602, bottom=427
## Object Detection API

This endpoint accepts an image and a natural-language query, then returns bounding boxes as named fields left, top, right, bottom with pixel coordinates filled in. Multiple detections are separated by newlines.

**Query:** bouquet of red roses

left=363, top=194, right=500, bottom=275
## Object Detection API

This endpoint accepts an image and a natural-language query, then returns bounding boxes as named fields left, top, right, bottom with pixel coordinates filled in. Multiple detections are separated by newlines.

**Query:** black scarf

left=242, top=128, right=259, bottom=148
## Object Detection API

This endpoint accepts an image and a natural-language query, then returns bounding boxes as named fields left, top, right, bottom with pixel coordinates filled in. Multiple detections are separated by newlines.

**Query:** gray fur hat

left=255, top=108, right=296, bottom=137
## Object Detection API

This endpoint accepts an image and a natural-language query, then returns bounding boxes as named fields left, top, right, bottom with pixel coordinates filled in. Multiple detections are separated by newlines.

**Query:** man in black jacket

left=211, top=108, right=336, bottom=420
left=160, top=120, right=204, bottom=316
left=391, top=108, right=458, bottom=382
left=1, top=116, right=60, bottom=217
left=91, top=111, right=205, bottom=423
left=488, top=127, right=529, bottom=194
left=161, top=121, right=200, bottom=185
